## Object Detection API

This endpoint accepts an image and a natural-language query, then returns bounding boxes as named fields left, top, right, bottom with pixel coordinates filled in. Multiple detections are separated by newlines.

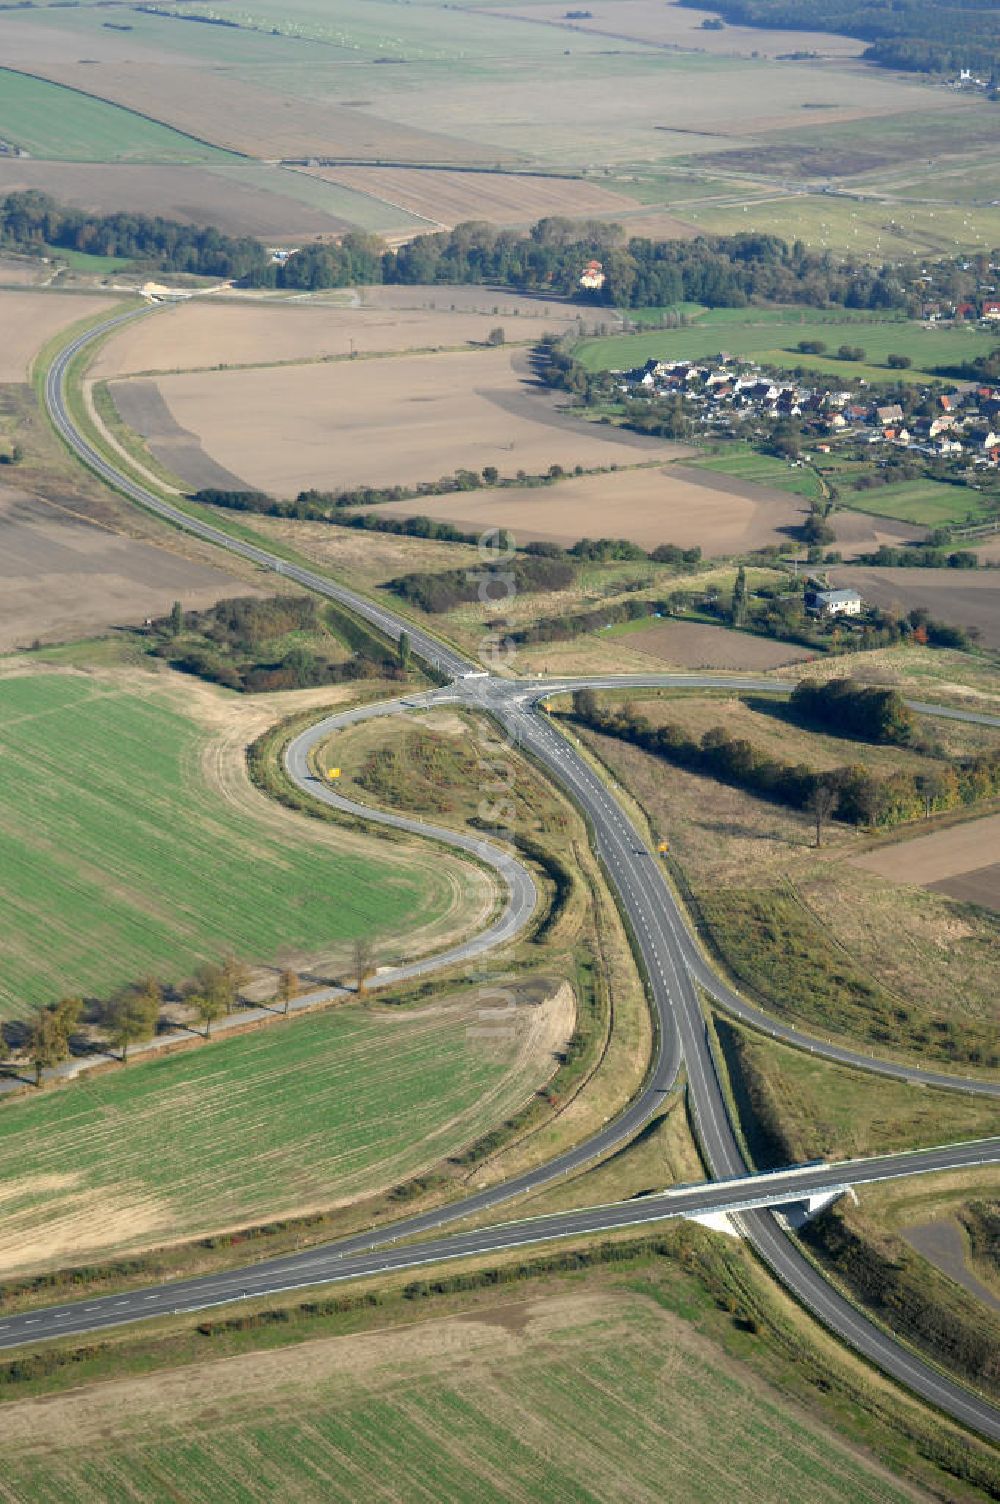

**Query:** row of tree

left=0, top=191, right=268, bottom=278
left=570, top=688, right=1000, bottom=833
left=247, top=219, right=930, bottom=311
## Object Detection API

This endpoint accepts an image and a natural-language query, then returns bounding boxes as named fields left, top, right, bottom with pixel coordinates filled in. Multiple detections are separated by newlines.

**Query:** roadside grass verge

left=712, top=1017, right=1000, bottom=1169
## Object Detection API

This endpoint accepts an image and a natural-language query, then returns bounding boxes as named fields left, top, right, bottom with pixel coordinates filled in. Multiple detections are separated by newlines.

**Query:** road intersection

left=31, top=309, right=1000, bottom=1441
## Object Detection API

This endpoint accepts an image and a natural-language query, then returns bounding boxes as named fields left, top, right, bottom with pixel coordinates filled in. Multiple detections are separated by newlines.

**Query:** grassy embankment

left=567, top=689, right=1000, bottom=1070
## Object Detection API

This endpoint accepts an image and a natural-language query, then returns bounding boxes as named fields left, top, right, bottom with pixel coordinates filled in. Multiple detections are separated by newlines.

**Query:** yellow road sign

left=658, top=840, right=669, bottom=853
left=328, top=768, right=341, bottom=779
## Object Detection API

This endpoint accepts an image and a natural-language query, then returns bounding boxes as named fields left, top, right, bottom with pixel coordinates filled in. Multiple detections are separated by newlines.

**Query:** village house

left=804, top=585, right=863, bottom=618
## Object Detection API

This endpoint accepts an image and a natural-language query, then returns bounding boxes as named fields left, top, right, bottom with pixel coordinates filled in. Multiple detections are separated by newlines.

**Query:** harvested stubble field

left=573, top=695, right=1000, bottom=1050
left=0, top=670, right=491, bottom=1018
left=112, top=347, right=683, bottom=495
left=0, top=290, right=116, bottom=382
left=91, top=296, right=594, bottom=380
left=308, top=165, right=643, bottom=229
left=372, top=462, right=802, bottom=555
left=852, top=814, right=1000, bottom=917
left=0, top=484, right=258, bottom=651
left=686, top=193, right=1000, bottom=261
left=0, top=976, right=573, bottom=1275
left=0, top=0, right=961, bottom=176
left=0, top=1286, right=924, bottom=1504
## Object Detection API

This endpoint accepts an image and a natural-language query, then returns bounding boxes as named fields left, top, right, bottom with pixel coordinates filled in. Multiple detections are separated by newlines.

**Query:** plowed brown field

left=113, top=347, right=686, bottom=495
left=309, top=166, right=643, bottom=228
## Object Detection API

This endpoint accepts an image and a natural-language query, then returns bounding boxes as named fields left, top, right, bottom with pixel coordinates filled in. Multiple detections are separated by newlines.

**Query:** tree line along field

left=0, top=1285, right=925, bottom=1504
left=574, top=308, right=1000, bottom=385
left=0, top=671, right=472, bottom=1018
left=0, top=978, right=573, bottom=1276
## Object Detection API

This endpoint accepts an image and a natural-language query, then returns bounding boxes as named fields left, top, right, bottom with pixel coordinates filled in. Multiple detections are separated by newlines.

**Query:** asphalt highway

left=36, top=309, right=1000, bottom=1440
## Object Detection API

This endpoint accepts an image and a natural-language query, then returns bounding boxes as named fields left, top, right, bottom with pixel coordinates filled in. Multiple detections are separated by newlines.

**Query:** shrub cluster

left=150, top=595, right=401, bottom=691
left=385, top=555, right=575, bottom=614
left=789, top=677, right=914, bottom=745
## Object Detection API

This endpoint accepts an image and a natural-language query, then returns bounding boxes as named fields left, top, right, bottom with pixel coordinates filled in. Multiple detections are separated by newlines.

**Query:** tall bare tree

left=353, top=938, right=375, bottom=996
left=277, top=969, right=299, bottom=1016
left=806, top=780, right=839, bottom=848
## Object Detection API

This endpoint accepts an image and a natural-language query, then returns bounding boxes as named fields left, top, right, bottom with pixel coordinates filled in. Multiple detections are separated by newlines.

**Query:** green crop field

left=839, top=479, right=993, bottom=528
left=0, top=979, right=562, bottom=1270
left=0, top=1286, right=921, bottom=1502
left=0, top=69, right=237, bottom=163
left=575, top=308, right=999, bottom=384
left=0, top=673, right=457, bottom=1016
left=693, top=445, right=823, bottom=500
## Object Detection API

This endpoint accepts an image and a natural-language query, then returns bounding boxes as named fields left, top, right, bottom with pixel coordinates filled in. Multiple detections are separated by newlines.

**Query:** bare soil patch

left=928, top=864, right=1000, bottom=913
left=120, top=348, right=685, bottom=495
left=0, top=255, right=47, bottom=286
left=108, top=379, right=250, bottom=492
left=830, top=509, right=925, bottom=558
left=852, top=815, right=1000, bottom=910
left=358, top=285, right=598, bottom=319
left=310, top=165, right=644, bottom=228
left=0, top=289, right=115, bottom=381
left=374, top=461, right=801, bottom=555
left=0, top=484, right=259, bottom=649
left=623, top=620, right=815, bottom=670
left=91, top=295, right=598, bottom=380
left=828, top=566, right=1000, bottom=650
